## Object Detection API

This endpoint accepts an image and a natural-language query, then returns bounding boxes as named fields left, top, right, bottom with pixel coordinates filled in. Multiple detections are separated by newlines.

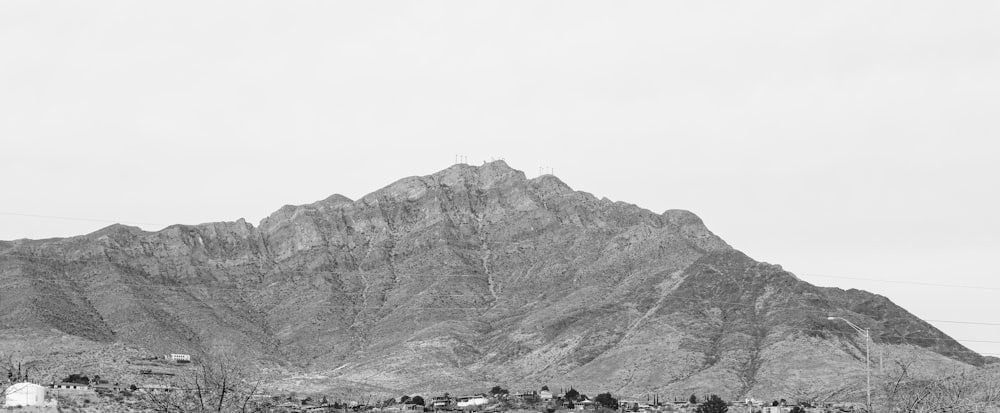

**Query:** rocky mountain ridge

left=0, top=161, right=985, bottom=399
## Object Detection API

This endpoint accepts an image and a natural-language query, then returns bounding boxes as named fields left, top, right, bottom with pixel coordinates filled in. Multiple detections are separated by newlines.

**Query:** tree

left=541, top=385, right=549, bottom=391
left=490, top=386, right=509, bottom=396
left=410, top=396, right=425, bottom=406
left=63, top=373, right=91, bottom=384
left=695, top=395, right=727, bottom=413
left=594, top=393, right=618, bottom=409
left=689, top=394, right=698, bottom=404
left=873, top=360, right=1000, bottom=413
left=786, top=382, right=854, bottom=406
left=565, top=388, right=580, bottom=401
left=789, top=407, right=805, bottom=413
left=1, top=352, right=30, bottom=383
left=140, top=351, right=266, bottom=413
left=399, top=395, right=411, bottom=404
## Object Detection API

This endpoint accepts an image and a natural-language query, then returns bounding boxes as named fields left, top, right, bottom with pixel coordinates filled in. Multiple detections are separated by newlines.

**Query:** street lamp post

left=828, top=316, right=871, bottom=410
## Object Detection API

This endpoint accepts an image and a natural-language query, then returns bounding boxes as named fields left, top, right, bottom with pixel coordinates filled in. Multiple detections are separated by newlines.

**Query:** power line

left=691, top=263, right=1000, bottom=291
left=8, top=253, right=1000, bottom=342
left=1, top=285, right=991, bottom=340
left=4, top=216, right=1000, bottom=351
left=792, top=327, right=1000, bottom=344
left=4, top=278, right=489, bottom=296
left=0, top=252, right=489, bottom=278
left=6, top=283, right=1000, bottom=358
left=7, top=253, right=1000, bottom=333
left=0, top=211, right=167, bottom=227
left=7, top=252, right=1000, bottom=294
left=799, top=272, right=1000, bottom=291
left=923, top=319, right=1000, bottom=327
left=3, top=211, right=999, bottom=290
left=7, top=291, right=487, bottom=311
left=5, top=281, right=1000, bottom=349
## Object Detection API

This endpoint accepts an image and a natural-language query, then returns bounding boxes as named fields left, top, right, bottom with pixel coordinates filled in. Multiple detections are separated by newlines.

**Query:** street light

left=828, top=316, right=870, bottom=410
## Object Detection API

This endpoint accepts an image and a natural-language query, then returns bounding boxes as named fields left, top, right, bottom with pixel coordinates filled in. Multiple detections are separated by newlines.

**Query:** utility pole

left=829, top=316, right=871, bottom=410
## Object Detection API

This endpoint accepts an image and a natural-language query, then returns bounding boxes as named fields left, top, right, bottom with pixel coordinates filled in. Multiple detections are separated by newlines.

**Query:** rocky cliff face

left=0, top=161, right=984, bottom=399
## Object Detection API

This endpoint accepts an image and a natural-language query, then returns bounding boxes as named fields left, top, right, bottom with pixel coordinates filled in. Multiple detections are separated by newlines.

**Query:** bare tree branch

left=140, top=350, right=269, bottom=413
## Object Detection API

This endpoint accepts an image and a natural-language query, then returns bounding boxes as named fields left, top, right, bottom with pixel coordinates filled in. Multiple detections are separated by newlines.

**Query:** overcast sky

left=2, top=1, right=999, bottom=357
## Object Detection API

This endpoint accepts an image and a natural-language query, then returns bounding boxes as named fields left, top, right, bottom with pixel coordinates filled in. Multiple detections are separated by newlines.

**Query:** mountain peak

left=0, top=162, right=984, bottom=400
left=360, top=161, right=527, bottom=204
left=431, top=159, right=526, bottom=188
left=320, top=193, right=353, bottom=204
left=529, top=173, right=573, bottom=194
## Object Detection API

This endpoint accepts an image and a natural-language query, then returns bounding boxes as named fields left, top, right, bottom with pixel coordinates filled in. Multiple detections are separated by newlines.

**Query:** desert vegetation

left=139, top=352, right=264, bottom=413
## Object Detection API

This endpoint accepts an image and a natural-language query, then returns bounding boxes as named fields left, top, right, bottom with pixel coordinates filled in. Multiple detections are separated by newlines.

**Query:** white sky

left=2, top=1, right=999, bottom=358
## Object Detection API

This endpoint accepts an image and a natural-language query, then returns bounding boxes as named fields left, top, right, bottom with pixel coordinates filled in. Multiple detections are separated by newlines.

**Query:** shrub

left=594, top=393, right=618, bottom=409
left=695, top=395, right=727, bottom=413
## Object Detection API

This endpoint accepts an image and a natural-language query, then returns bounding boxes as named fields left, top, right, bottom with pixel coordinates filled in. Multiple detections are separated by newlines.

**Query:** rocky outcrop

left=0, top=161, right=984, bottom=399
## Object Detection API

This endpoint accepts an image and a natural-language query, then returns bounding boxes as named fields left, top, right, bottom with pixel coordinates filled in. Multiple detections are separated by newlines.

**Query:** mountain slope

left=0, top=161, right=984, bottom=399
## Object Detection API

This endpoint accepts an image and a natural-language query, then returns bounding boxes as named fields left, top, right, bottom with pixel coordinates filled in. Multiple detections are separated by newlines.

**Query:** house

left=620, top=401, right=646, bottom=412
left=93, top=383, right=126, bottom=393
left=165, top=353, right=192, bottom=363
left=539, top=390, right=553, bottom=401
left=52, top=382, right=90, bottom=391
left=383, top=404, right=424, bottom=412
left=137, top=384, right=178, bottom=393
left=4, top=382, right=47, bottom=407
left=456, top=394, right=490, bottom=408
left=432, top=396, right=453, bottom=409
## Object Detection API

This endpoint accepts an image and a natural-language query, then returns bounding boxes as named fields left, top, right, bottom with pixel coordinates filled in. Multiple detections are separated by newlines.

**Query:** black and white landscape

left=2, top=2, right=999, bottom=412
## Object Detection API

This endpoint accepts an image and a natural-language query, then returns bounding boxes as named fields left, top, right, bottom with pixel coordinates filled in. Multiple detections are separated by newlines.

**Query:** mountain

left=0, top=161, right=986, bottom=400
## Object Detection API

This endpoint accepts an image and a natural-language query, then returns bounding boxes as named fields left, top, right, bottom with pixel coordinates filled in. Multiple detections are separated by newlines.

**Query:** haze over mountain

left=0, top=161, right=985, bottom=399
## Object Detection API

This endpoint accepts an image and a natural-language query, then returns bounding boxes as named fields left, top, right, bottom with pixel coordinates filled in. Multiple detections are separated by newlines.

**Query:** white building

left=53, top=382, right=90, bottom=391
left=165, top=353, right=192, bottom=363
left=4, top=382, right=46, bottom=407
left=431, top=396, right=452, bottom=408
left=456, top=395, right=489, bottom=408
